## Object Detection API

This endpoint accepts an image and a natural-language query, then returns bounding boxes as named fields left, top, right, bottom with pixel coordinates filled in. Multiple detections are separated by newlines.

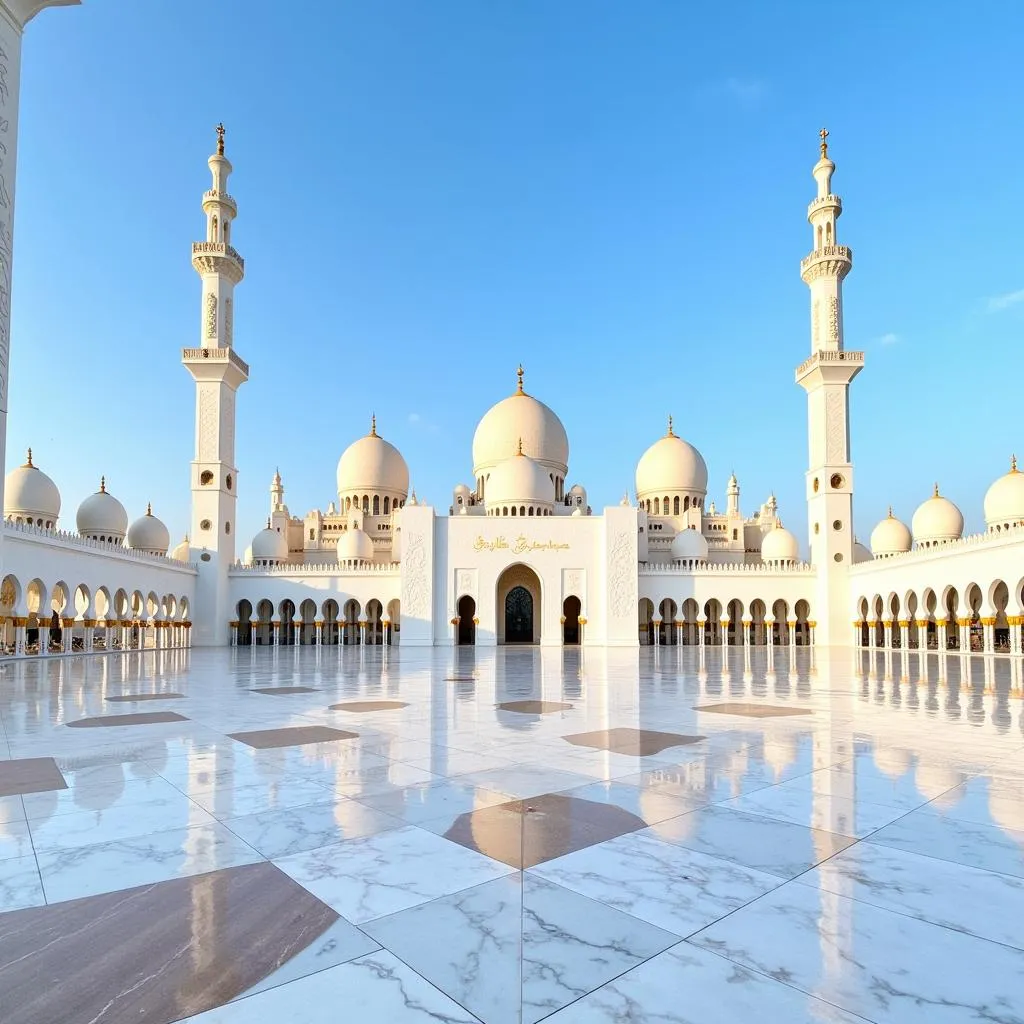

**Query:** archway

left=279, top=599, right=296, bottom=645
left=637, top=598, right=654, bottom=645
left=562, top=595, right=581, bottom=645
left=457, top=595, right=476, bottom=645
left=322, top=599, right=340, bottom=645
left=343, top=599, right=360, bottom=644
left=237, top=600, right=253, bottom=645
left=386, top=598, right=401, bottom=645
left=659, top=598, right=677, bottom=645
left=299, top=599, right=317, bottom=644
left=497, top=564, right=541, bottom=645
left=366, top=599, right=384, bottom=645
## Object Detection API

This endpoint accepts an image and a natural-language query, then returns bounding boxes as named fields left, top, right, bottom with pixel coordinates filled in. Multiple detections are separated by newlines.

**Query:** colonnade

left=2, top=617, right=192, bottom=657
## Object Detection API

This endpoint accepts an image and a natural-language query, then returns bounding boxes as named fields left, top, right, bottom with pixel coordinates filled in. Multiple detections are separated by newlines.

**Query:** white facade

left=0, top=8, right=1021, bottom=659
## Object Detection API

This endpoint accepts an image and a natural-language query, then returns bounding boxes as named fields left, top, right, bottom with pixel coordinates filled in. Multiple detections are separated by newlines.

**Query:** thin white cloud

left=407, top=412, right=440, bottom=434
left=692, top=76, right=768, bottom=111
left=986, top=288, right=1024, bottom=313
left=877, top=332, right=899, bottom=346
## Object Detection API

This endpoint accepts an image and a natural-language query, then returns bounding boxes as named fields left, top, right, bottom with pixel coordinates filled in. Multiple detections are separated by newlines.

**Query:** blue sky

left=9, top=0, right=1024, bottom=551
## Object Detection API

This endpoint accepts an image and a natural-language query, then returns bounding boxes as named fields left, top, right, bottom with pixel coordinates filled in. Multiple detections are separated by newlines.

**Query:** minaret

left=796, top=130, right=863, bottom=646
left=726, top=473, right=740, bottom=517
left=270, top=468, right=284, bottom=512
left=182, top=124, right=248, bottom=646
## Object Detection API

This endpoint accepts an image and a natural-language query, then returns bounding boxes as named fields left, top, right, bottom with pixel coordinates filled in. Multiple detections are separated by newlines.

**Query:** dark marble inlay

left=0, top=862, right=339, bottom=1024
left=251, top=686, right=321, bottom=695
left=442, top=793, right=646, bottom=868
left=0, top=757, right=67, bottom=797
left=229, top=725, right=359, bottom=749
left=106, top=693, right=187, bottom=702
left=67, top=712, right=189, bottom=729
left=445, top=676, right=476, bottom=682
left=694, top=702, right=813, bottom=718
left=563, top=728, right=706, bottom=756
left=497, top=700, right=573, bottom=714
left=329, top=700, right=409, bottom=712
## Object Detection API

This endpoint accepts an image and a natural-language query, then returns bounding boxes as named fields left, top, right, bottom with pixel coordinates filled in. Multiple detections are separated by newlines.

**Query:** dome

left=984, top=456, right=1024, bottom=529
left=567, top=482, right=587, bottom=508
left=4, top=449, right=60, bottom=525
left=486, top=443, right=554, bottom=509
left=170, top=536, right=191, bottom=562
left=251, top=520, right=288, bottom=562
left=337, top=525, right=374, bottom=564
left=336, top=417, right=409, bottom=499
left=870, top=508, right=912, bottom=557
left=911, top=484, right=964, bottom=545
left=76, top=477, right=128, bottom=541
left=873, top=746, right=911, bottom=780
left=126, top=504, right=170, bottom=556
left=472, top=367, right=569, bottom=478
left=671, top=526, right=709, bottom=561
left=853, top=540, right=873, bottom=564
left=635, top=418, right=708, bottom=499
left=761, top=520, right=799, bottom=563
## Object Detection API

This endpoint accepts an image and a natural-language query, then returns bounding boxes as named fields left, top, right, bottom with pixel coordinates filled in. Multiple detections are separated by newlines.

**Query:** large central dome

left=336, top=417, right=410, bottom=500
left=472, top=367, right=569, bottom=478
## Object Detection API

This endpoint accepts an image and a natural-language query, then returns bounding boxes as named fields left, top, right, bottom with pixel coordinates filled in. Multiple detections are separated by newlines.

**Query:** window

left=732, top=528, right=737, bottom=540
left=309, top=529, right=314, bottom=540
left=362, top=496, right=369, bottom=513
left=674, top=496, right=680, bottom=515
left=200, top=470, right=214, bottom=485
left=200, top=519, right=212, bottom=531
left=373, top=495, right=380, bottom=515
left=226, top=474, right=233, bottom=490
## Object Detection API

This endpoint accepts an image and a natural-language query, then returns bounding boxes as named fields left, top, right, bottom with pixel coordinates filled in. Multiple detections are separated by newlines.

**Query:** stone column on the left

left=0, top=1, right=80, bottom=574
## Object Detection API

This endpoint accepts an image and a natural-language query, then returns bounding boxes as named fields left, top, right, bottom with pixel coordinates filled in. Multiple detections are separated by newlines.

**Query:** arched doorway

left=458, top=595, right=476, bottom=645
left=562, top=596, right=581, bottom=645
left=497, top=564, right=541, bottom=645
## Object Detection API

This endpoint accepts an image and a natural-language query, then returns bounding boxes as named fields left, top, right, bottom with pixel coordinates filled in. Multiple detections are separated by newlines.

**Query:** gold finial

left=370, top=413, right=377, bottom=437
left=266, top=517, right=271, bottom=529
left=25, top=447, right=32, bottom=467
left=887, top=505, right=893, bottom=518
left=146, top=502, right=153, bottom=516
left=100, top=476, right=106, bottom=493
left=667, top=414, right=675, bottom=438
left=819, top=127, right=829, bottom=158
left=933, top=482, right=940, bottom=498
left=516, top=437, right=524, bottom=456
left=516, top=364, right=525, bottom=395
left=215, top=122, right=226, bottom=156
left=1012, top=454, right=1018, bottom=473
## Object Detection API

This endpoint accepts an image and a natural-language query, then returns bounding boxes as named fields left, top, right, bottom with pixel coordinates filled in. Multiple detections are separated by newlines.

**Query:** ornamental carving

left=403, top=532, right=430, bottom=617
left=225, top=297, right=233, bottom=345
left=221, top=386, right=235, bottom=464
left=825, top=390, right=845, bottom=463
left=198, top=386, right=217, bottom=461
left=827, top=296, right=839, bottom=343
left=608, top=531, right=636, bottom=618
left=812, top=299, right=820, bottom=346
left=457, top=569, right=474, bottom=597
left=205, top=293, right=217, bottom=339
left=566, top=570, right=581, bottom=595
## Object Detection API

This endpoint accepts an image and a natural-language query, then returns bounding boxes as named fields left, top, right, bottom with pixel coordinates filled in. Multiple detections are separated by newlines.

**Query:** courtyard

left=0, top=644, right=1022, bottom=1023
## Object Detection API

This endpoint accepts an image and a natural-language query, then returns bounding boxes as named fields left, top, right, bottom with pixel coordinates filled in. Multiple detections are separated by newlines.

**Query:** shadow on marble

left=0, top=855, right=44, bottom=913
left=329, top=700, right=409, bottom=712
left=105, top=693, right=187, bottom=702
left=497, top=700, right=573, bottom=714
left=0, top=862, right=340, bottom=1024
left=251, top=686, right=321, bottom=695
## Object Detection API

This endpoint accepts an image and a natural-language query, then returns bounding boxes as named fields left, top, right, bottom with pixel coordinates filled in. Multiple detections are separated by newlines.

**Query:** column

left=272, top=620, right=280, bottom=646
left=742, top=619, right=751, bottom=646
left=652, top=618, right=661, bottom=645
left=958, top=617, right=971, bottom=652
left=981, top=617, right=996, bottom=654
left=867, top=620, right=877, bottom=650
left=229, top=621, right=238, bottom=646
left=83, top=618, right=94, bottom=653
left=315, top=619, right=323, bottom=646
left=882, top=619, right=892, bottom=649
left=808, top=620, right=816, bottom=647
left=787, top=619, right=797, bottom=650
left=852, top=620, right=862, bottom=647
left=13, top=616, right=24, bottom=656
left=897, top=619, right=909, bottom=650
left=359, top=620, right=367, bottom=646
left=916, top=620, right=928, bottom=654
left=293, top=618, right=302, bottom=648
left=578, top=615, right=586, bottom=646
left=765, top=617, right=774, bottom=649
left=38, top=624, right=48, bottom=656
left=720, top=618, right=729, bottom=648
left=62, top=617, right=74, bottom=654
left=936, top=618, right=947, bottom=652
left=697, top=618, right=706, bottom=648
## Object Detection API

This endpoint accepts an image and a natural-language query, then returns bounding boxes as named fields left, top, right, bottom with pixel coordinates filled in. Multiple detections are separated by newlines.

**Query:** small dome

left=671, top=526, right=709, bottom=561
left=4, top=449, right=60, bottom=525
left=912, top=484, right=963, bottom=545
left=761, top=520, right=799, bottom=563
left=126, top=504, right=170, bottom=556
left=337, top=525, right=374, bottom=564
left=336, top=416, right=409, bottom=499
left=454, top=483, right=472, bottom=498
left=486, top=443, right=554, bottom=509
left=251, top=520, right=288, bottom=562
left=473, top=367, right=569, bottom=478
left=567, top=482, right=587, bottom=508
left=873, top=747, right=911, bottom=780
left=170, top=535, right=191, bottom=561
left=870, top=508, right=912, bottom=557
left=853, top=540, right=873, bottom=564
left=76, top=477, right=128, bottom=541
left=984, top=456, right=1024, bottom=529
left=635, top=418, right=708, bottom=499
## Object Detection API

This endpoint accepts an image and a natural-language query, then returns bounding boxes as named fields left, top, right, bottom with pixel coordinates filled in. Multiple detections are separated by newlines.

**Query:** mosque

left=0, top=5, right=1022, bottom=658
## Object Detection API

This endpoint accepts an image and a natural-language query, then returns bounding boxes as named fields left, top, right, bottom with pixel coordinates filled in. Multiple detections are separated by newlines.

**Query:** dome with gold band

left=984, top=455, right=1024, bottom=531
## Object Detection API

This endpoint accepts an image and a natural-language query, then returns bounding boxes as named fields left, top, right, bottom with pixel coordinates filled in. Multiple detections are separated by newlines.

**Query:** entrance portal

left=505, top=587, right=534, bottom=643
left=457, top=595, right=476, bottom=645
left=562, top=595, right=581, bottom=645
left=496, top=564, right=542, bottom=644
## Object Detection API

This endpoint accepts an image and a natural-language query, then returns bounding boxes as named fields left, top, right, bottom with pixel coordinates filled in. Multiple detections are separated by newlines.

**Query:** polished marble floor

left=0, top=644, right=1023, bottom=1023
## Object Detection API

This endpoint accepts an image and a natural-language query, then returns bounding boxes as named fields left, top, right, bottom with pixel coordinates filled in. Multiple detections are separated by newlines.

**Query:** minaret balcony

left=202, top=189, right=238, bottom=215
left=800, top=244, right=852, bottom=282
left=182, top=346, right=250, bottom=387
left=191, top=242, right=245, bottom=282
left=807, top=193, right=842, bottom=217
left=795, top=348, right=864, bottom=387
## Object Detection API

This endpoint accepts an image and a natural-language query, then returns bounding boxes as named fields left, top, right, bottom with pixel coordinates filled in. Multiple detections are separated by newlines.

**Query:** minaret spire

left=796, top=129, right=863, bottom=647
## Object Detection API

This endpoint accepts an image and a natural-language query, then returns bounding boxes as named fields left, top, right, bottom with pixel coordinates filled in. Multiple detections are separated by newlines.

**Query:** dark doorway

left=562, top=596, right=581, bottom=645
left=505, top=586, right=534, bottom=643
left=458, top=595, right=476, bottom=645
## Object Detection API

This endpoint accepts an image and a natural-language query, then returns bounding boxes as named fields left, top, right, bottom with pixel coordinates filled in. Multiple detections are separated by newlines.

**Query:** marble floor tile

left=496, top=699, right=573, bottom=714
left=543, top=939, right=867, bottom=1023
left=66, top=711, right=190, bottom=728
left=0, top=757, right=67, bottom=797
left=936, top=775, right=1024, bottom=832
left=228, top=725, right=358, bottom=749
left=0, top=854, right=45, bottom=913
left=105, top=692, right=187, bottom=702
left=562, top=727, right=705, bottom=756
left=321, top=760, right=442, bottom=799
left=694, top=702, right=813, bottom=718
left=777, top=761, right=937, bottom=812
left=189, top=778, right=334, bottom=819
left=530, top=830, right=784, bottom=936
left=691, top=879, right=1024, bottom=1024
left=720, top=783, right=910, bottom=838
left=800, top=840, right=1024, bottom=950
left=0, top=862, right=346, bottom=1024
left=223, top=798, right=404, bottom=858
left=36, top=821, right=263, bottom=904
left=0, top=795, right=25, bottom=824
left=275, top=823, right=513, bottom=923
left=354, top=777, right=513, bottom=825
left=643, top=803, right=855, bottom=879
left=867, top=806, right=1024, bottom=878
left=28, top=793, right=216, bottom=852
left=365, top=872, right=679, bottom=1024
left=251, top=686, right=321, bottom=695
left=559, top=778, right=708, bottom=826
left=330, top=700, right=409, bottom=712
left=179, top=950, right=481, bottom=1023
left=398, top=747, right=520, bottom=777
left=455, top=764, right=601, bottom=800
left=0, top=818, right=35, bottom=863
